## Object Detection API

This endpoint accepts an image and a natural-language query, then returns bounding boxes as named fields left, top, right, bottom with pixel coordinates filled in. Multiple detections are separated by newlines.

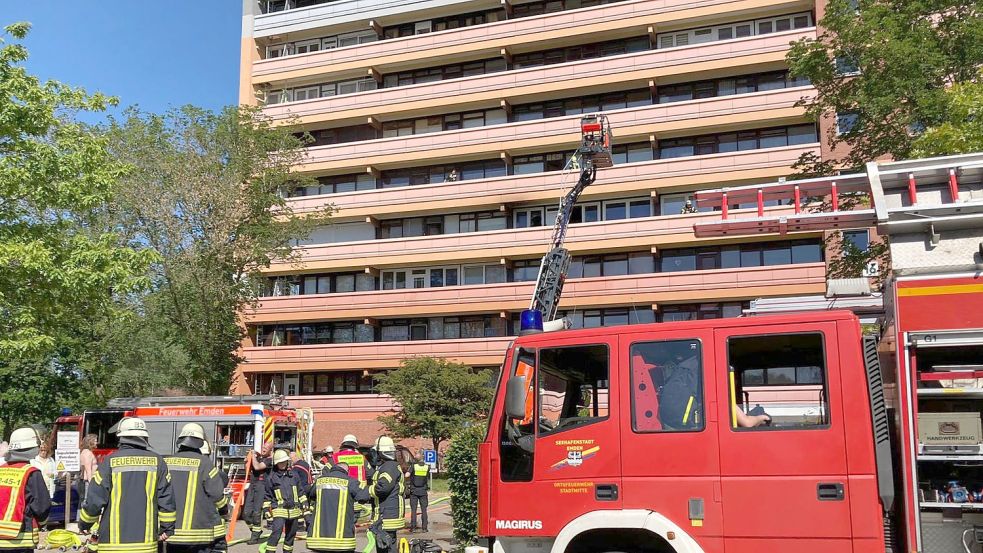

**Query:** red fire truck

left=479, top=153, right=983, bottom=553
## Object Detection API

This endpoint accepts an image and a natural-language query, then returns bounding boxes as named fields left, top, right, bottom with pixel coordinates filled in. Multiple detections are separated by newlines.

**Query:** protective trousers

left=409, top=495, right=428, bottom=531
left=245, top=480, right=268, bottom=535
left=166, top=545, right=215, bottom=553
left=266, top=517, right=298, bottom=552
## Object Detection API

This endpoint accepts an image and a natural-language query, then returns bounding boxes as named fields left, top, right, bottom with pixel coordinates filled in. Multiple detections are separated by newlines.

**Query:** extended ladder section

left=693, top=153, right=983, bottom=241
left=527, top=115, right=613, bottom=326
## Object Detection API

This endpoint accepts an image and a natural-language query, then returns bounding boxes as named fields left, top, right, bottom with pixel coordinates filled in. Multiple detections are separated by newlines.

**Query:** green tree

left=787, top=0, right=983, bottom=172
left=375, top=357, right=494, bottom=465
left=0, top=23, right=151, bottom=358
left=0, top=23, right=152, bottom=435
left=912, top=78, right=983, bottom=157
left=105, top=106, right=331, bottom=394
left=445, top=423, right=486, bottom=547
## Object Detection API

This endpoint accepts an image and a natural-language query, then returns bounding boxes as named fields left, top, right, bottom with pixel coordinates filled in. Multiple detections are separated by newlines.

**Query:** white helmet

left=375, top=436, right=396, bottom=455
left=326, top=445, right=334, bottom=454
left=342, top=434, right=358, bottom=447
left=273, top=449, right=291, bottom=465
left=116, top=417, right=150, bottom=438
left=178, top=423, right=205, bottom=440
left=8, top=427, right=41, bottom=451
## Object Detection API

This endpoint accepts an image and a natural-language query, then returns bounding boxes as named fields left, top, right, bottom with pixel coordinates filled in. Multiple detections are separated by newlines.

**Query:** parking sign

left=423, top=449, right=437, bottom=468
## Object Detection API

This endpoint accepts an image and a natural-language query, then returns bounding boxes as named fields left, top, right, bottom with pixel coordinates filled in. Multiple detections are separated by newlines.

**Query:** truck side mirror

left=505, top=376, right=527, bottom=420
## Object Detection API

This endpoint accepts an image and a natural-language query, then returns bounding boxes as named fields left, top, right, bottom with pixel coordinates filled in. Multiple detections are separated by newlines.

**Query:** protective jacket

left=370, top=459, right=405, bottom=531
left=79, top=441, right=177, bottom=553
left=0, top=463, right=50, bottom=550
left=164, top=449, right=228, bottom=545
left=409, top=463, right=430, bottom=497
left=265, top=468, right=306, bottom=519
left=332, top=449, right=367, bottom=483
left=307, top=465, right=370, bottom=551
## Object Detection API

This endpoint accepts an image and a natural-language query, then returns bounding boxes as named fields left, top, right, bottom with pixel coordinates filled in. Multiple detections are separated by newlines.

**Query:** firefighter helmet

left=8, top=427, right=41, bottom=451
left=375, top=436, right=396, bottom=455
left=273, top=449, right=291, bottom=465
left=178, top=423, right=206, bottom=440
left=341, top=434, right=358, bottom=448
left=116, top=417, right=150, bottom=438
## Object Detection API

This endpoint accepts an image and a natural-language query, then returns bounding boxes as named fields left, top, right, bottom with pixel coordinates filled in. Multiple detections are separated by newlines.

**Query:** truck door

left=490, top=335, right=621, bottom=537
left=715, top=322, right=852, bottom=553
left=618, top=329, right=723, bottom=551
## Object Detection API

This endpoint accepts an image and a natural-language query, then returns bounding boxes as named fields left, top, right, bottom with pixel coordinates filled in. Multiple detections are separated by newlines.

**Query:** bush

left=445, top=422, right=486, bottom=547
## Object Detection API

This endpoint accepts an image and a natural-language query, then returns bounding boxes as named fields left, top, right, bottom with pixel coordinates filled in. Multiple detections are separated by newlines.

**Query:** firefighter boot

left=247, top=532, right=263, bottom=545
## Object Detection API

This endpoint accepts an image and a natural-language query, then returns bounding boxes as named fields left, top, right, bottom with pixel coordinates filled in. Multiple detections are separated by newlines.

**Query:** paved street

left=227, top=495, right=455, bottom=553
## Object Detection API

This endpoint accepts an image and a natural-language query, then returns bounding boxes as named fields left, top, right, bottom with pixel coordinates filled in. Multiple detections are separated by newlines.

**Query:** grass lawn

left=431, top=474, right=450, bottom=494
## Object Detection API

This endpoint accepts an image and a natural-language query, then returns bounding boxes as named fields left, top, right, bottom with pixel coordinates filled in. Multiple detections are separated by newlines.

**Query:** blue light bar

left=519, top=309, right=544, bottom=335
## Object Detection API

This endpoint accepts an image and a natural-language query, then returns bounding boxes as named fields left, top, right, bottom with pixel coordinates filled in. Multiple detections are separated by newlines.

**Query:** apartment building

left=237, top=0, right=854, bottom=448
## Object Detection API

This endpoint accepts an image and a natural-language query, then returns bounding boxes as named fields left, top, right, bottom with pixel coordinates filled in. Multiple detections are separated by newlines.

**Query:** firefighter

left=369, top=436, right=405, bottom=553
left=201, top=440, right=230, bottom=553
left=164, top=423, right=229, bottom=553
left=0, top=427, right=51, bottom=553
left=245, top=442, right=274, bottom=544
left=79, top=417, right=177, bottom=553
left=306, top=462, right=370, bottom=553
left=260, top=450, right=306, bottom=553
left=333, top=435, right=367, bottom=483
left=289, top=452, right=314, bottom=534
left=407, top=456, right=430, bottom=533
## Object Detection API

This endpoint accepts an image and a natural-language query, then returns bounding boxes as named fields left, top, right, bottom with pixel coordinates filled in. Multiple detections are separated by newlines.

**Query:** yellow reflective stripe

left=93, top=470, right=103, bottom=485
left=215, top=495, right=228, bottom=509
left=208, top=467, right=219, bottom=478
left=97, top=543, right=156, bottom=553
left=79, top=508, right=99, bottom=523
left=683, top=396, right=694, bottom=425
left=335, top=486, right=346, bottom=539
left=110, top=472, right=122, bottom=545
left=275, top=489, right=283, bottom=503
left=158, top=511, right=177, bottom=522
left=182, top=470, right=198, bottom=530
left=145, top=468, right=156, bottom=544
left=378, top=472, right=392, bottom=482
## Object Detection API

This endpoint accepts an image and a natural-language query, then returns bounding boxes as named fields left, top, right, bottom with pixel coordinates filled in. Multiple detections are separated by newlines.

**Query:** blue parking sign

left=423, top=449, right=437, bottom=466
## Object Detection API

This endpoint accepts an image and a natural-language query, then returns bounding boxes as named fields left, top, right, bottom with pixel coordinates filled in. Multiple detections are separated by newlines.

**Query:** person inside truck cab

left=631, top=344, right=769, bottom=431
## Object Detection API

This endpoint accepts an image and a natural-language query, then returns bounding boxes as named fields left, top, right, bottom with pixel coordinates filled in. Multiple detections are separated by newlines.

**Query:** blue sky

left=4, top=1, right=242, bottom=122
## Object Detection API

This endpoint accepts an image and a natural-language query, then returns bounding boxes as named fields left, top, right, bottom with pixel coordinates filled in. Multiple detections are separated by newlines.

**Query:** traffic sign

left=422, top=449, right=437, bottom=468
left=55, top=431, right=81, bottom=472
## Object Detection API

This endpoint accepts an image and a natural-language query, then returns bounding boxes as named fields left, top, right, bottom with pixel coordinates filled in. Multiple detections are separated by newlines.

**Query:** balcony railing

left=244, top=263, right=826, bottom=323
left=297, top=86, right=812, bottom=173
left=259, top=29, right=814, bottom=125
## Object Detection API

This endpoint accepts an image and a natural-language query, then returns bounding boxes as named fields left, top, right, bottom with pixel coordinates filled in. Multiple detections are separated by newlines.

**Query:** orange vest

left=515, top=358, right=536, bottom=426
left=0, top=463, right=37, bottom=539
left=333, top=450, right=367, bottom=482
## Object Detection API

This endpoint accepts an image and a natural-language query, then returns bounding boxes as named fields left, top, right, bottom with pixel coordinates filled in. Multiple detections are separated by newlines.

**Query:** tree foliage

left=0, top=23, right=152, bottom=358
left=912, top=78, right=983, bottom=157
left=787, top=0, right=983, bottom=172
left=105, top=106, right=330, bottom=394
left=445, top=423, right=486, bottom=547
left=375, top=357, right=494, bottom=462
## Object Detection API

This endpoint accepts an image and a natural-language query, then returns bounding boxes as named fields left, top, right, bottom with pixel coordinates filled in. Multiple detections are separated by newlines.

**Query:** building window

left=660, top=302, right=748, bottom=322
left=657, top=71, right=809, bottom=104
left=512, top=259, right=541, bottom=282
left=836, top=112, right=860, bottom=136
left=513, top=36, right=650, bottom=69
left=298, top=371, right=376, bottom=395
left=382, top=58, right=507, bottom=88
left=842, top=229, right=869, bottom=253
left=656, top=12, right=813, bottom=49
left=656, top=125, right=818, bottom=158
left=513, top=89, right=651, bottom=122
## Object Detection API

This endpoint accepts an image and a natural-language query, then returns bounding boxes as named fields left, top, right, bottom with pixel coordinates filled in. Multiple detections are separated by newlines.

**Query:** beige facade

left=238, top=0, right=836, bottom=450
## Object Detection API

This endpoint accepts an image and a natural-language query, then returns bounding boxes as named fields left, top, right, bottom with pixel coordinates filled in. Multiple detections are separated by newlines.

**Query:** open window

left=537, top=345, right=609, bottom=436
left=500, top=348, right=536, bottom=482
left=727, top=333, right=829, bottom=430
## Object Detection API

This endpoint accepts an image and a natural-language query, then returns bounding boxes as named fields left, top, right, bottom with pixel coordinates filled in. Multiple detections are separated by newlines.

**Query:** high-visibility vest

left=333, top=450, right=367, bottom=483
left=0, top=464, right=37, bottom=542
left=164, top=453, right=227, bottom=544
left=410, top=463, right=430, bottom=492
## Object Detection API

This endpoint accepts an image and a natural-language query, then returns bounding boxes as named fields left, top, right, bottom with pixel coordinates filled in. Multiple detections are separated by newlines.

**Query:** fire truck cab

left=480, top=310, right=890, bottom=553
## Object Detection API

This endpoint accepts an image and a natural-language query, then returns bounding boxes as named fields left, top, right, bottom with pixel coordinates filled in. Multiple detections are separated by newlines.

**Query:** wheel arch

left=550, top=510, right=705, bottom=553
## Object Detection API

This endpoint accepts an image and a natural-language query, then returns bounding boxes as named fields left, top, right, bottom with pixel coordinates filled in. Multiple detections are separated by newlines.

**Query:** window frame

left=725, top=330, right=832, bottom=432
left=629, top=338, right=706, bottom=434
left=536, top=343, right=611, bottom=438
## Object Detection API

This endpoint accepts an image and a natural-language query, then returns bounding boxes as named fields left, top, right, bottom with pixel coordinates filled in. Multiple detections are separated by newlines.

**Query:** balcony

left=290, top=144, right=819, bottom=221
left=244, top=263, right=826, bottom=323
left=297, top=87, right=813, bottom=174
left=271, top=202, right=816, bottom=273
left=260, top=29, right=815, bottom=127
left=253, top=0, right=488, bottom=38
left=285, top=394, right=395, bottom=414
left=252, top=0, right=808, bottom=85
left=240, top=336, right=514, bottom=372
